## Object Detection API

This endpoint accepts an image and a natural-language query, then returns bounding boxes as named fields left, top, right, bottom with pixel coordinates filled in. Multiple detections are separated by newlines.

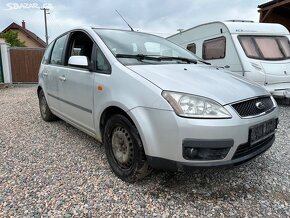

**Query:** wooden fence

left=10, top=47, right=45, bottom=83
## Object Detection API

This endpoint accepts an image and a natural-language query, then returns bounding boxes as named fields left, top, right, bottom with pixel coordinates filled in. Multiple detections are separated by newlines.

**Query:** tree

left=3, top=30, right=25, bottom=47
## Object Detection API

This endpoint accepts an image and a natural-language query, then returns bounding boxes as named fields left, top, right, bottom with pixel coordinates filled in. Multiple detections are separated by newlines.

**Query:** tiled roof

left=2, top=22, right=46, bottom=47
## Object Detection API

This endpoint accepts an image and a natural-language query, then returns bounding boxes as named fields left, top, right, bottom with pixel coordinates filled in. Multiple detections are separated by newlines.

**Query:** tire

left=103, top=114, right=151, bottom=182
left=38, top=89, right=58, bottom=122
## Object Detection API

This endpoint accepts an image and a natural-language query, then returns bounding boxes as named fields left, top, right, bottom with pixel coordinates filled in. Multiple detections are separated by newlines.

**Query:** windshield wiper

left=197, top=59, right=211, bottom=65
left=115, top=54, right=197, bottom=64
left=115, top=54, right=160, bottom=61
left=157, top=56, right=197, bottom=64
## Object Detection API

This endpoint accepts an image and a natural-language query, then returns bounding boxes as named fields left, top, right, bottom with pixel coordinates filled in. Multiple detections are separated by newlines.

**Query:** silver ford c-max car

left=38, top=27, right=279, bottom=182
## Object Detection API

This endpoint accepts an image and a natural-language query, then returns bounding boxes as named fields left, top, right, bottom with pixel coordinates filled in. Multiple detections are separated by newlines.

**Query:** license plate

left=249, top=119, right=278, bottom=145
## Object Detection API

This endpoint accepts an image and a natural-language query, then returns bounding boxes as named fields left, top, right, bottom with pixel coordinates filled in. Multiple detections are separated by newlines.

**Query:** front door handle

left=43, top=72, right=48, bottom=77
left=59, top=76, right=66, bottom=81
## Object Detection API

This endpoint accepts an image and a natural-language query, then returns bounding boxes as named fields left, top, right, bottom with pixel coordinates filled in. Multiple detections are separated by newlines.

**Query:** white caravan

left=167, top=21, right=290, bottom=99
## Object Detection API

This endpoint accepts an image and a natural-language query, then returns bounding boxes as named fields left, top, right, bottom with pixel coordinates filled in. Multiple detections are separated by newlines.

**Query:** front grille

left=233, top=135, right=274, bottom=159
left=231, top=96, right=274, bottom=118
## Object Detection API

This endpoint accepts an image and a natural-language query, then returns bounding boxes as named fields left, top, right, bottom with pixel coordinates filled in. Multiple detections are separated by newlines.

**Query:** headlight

left=162, top=91, right=232, bottom=118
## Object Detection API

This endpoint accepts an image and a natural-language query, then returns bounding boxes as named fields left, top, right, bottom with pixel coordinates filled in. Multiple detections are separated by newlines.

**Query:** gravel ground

left=0, top=86, right=289, bottom=217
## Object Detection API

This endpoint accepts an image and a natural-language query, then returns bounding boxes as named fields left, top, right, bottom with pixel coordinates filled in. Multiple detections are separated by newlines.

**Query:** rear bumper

left=271, top=89, right=290, bottom=98
left=147, top=135, right=275, bottom=171
left=264, top=83, right=290, bottom=98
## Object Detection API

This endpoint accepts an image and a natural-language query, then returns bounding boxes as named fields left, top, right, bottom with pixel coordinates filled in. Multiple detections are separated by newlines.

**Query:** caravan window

left=187, top=43, right=196, bottom=54
left=239, top=36, right=290, bottom=60
left=202, top=37, right=226, bottom=60
left=278, top=37, right=290, bottom=58
left=237, top=37, right=260, bottom=58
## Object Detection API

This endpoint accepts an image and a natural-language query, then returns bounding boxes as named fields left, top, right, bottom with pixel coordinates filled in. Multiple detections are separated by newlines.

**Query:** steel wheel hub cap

left=111, top=127, right=133, bottom=168
left=40, top=96, right=47, bottom=116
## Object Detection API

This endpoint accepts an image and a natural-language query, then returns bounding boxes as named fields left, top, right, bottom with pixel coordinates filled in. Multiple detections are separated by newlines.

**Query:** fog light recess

left=182, top=139, right=233, bottom=161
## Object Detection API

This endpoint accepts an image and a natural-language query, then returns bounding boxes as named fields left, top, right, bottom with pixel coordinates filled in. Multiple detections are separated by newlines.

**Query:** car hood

left=127, top=64, right=269, bottom=105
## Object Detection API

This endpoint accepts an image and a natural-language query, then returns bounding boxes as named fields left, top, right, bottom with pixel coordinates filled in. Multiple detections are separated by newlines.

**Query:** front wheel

left=38, top=89, right=58, bottom=122
left=103, top=114, right=151, bottom=182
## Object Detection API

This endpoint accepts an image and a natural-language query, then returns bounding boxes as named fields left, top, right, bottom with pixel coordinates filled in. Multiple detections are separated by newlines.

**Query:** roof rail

left=226, top=20, right=254, bottom=23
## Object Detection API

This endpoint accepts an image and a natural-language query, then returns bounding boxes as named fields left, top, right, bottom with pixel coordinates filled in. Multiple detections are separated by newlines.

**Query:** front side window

left=94, top=29, right=197, bottom=65
left=67, top=32, right=93, bottom=64
left=202, top=37, right=226, bottom=60
left=65, top=31, right=110, bottom=73
left=239, top=35, right=290, bottom=60
left=50, top=34, right=67, bottom=65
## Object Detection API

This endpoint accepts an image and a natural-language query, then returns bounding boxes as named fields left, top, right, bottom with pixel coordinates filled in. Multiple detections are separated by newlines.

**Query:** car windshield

left=94, top=29, right=199, bottom=65
left=239, top=35, right=290, bottom=60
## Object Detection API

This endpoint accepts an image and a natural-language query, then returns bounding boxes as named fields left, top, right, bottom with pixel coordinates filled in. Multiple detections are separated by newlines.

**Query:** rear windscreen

left=238, top=35, right=290, bottom=60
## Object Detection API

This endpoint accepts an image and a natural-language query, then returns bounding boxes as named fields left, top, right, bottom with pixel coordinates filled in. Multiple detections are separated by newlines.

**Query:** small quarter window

left=202, top=37, right=226, bottom=60
left=187, top=43, right=196, bottom=54
left=95, top=46, right=110, bottom=72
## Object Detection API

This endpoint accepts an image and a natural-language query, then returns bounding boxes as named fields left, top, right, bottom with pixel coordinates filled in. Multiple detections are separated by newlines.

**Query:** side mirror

left=68, top=56, right=88, bottom=67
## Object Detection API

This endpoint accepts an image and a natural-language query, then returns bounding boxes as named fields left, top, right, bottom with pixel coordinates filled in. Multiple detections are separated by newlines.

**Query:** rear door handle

left=43, top=72, right=48, bottom=76
left=59, top=76, right=66, bottom=81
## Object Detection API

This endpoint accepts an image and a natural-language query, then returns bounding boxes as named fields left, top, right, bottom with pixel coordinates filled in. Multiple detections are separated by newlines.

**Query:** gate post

left=0, top=43, right=12, bottom=84
left=0, top=47, right=3, bottom=83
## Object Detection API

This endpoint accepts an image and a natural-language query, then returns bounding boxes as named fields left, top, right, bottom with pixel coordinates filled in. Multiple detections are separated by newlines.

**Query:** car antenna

left=115, top=9, right=134, bottom=31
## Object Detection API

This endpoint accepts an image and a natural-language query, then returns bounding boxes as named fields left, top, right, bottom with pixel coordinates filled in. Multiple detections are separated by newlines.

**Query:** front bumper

left=128, top=105, right=279, bottom=170
left=147, top=134, right=275, bottom=171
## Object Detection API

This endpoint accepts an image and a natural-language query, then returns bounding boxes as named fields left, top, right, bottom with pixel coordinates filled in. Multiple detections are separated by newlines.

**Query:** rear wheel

left=38, top=89, right=57, bottom=122
left=103, top=114, right=151, bottom=182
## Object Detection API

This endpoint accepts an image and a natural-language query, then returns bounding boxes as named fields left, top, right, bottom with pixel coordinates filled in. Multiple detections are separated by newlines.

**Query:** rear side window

left=42, top=42, right=54, bottom=64
left=187, top=43, right=196, bottom=54
left=50, top=34, right=67, bottom=65
left=202, top=37, right=226, bottom=60
left=239, top=36, right=290, bottom=60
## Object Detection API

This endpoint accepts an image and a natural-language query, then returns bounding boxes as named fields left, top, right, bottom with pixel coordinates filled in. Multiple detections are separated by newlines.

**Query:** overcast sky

left=0, top=0, right=268, bottom=42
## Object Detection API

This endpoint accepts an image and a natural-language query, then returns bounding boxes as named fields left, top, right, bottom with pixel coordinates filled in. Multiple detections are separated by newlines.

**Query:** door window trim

left=45, top=29, right=112, bottom=74
left=62, top=30, right=111, bottom=74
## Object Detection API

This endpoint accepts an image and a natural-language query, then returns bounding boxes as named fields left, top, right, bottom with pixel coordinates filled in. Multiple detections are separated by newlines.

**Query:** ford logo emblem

left=256, top=102, right=265, bottom=110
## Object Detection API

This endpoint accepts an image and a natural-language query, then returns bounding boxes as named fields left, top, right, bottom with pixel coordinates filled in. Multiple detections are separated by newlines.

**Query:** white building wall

left=0, top=43, right=12, bottom=84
